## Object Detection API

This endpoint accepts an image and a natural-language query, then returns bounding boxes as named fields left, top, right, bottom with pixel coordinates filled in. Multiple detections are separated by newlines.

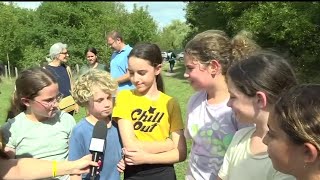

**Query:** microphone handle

left=90, top=152, right=100, bottom=177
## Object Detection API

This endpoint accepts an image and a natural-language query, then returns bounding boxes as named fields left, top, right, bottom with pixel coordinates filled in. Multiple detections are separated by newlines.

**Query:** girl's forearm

left=139, top=138, right=174, bottom=153
left=144, top=148, right=186, bottom=164
left=7, top=158, right=76, bottom=179
left=147, top=130, right=187, bottom=164
left=1, top=154, right=96, bottom=180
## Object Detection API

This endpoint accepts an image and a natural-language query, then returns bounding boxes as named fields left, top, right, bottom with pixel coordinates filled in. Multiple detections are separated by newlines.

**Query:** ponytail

left=156, top=74, right=165, bottom=93
left=6, top=90, right=26, bottom=120
left=231, top=30, right=261, bottom=62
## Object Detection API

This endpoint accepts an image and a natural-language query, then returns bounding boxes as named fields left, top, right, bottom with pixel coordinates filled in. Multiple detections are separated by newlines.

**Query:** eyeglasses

left=60, top=51, right=68, bottom=55
left=107, top=41, right=115, bottom=47
left=32, top=93, right=64, bottom=108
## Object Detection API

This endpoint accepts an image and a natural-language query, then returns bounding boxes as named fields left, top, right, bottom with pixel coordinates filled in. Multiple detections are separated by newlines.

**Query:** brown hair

left=184, top=29, right=261, bottom=75
left=227, top=51, right=298, bottom=105
left=231, top=30, right=261, bottom=61
left=128, top=42, right=165, bottom=92
left=107, top=30, right=124, bottom=42
left=273, top=84, right=320, bottom=150
left=6, top=67, right=57, bottom=119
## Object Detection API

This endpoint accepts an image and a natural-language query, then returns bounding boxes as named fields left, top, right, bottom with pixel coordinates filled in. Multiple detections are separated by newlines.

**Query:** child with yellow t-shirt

left=112, top=42, right=187, bottom=180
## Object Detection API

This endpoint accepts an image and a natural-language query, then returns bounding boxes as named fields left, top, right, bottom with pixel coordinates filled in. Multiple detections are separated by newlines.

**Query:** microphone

left=89, top=120, right=108, bottom=177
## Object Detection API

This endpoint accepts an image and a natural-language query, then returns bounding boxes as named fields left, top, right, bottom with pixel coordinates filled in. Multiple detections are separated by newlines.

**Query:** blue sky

left=7, top=1, right=186, bottom=29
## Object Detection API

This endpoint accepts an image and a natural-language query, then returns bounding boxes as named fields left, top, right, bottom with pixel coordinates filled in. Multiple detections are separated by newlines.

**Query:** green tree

left=0, top=3, right=21, bottom=68
left=0, top=2, right=161, bottom=71
left=185, top=2, right=320, bottom=82
left=157, top=20, right=191, bottom=51
left=33, top=2, right=133, bottom=68
left=184, top=2, right=258, bottom=45
left=122, top=4, right=158, bottom=46
left=230, top=2, right=320, bottom=82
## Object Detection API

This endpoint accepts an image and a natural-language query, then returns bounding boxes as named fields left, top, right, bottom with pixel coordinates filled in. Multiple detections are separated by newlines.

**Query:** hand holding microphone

left=89, top=120, right=108, bottom=178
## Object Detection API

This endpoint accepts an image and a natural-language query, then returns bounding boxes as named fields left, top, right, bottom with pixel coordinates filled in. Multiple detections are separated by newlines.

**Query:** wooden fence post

left=7, top=53, right=11, bottom=79
left=15, top=67, right=18, bottom=79
left=4, top=65, right=8, bottom=78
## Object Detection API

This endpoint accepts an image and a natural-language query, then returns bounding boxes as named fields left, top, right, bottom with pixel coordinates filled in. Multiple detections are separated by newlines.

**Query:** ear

left=303, top=142, right=319, bottom=163
left=155, top=64, right=162, bottom=75
left=208, top=60, right=221, bottom=74
left=21, top=97, right=31, bottom=107
left=255, top=91, right=267, bottom=108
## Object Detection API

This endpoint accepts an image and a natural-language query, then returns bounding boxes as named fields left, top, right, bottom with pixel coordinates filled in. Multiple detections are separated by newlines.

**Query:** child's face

left=263, top=112, right=302, bottom=176
left=87, top=86, right=113, bottom=120
left=128, top=56, right=161, bottom=94
left=226, top=78, right=257, bottom=124
left=27, top=83, right=60, bottom=119
left=183, top=54, right=214, bottom=91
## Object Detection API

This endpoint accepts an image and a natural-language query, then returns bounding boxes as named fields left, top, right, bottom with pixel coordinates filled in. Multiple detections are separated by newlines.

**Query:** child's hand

left=117, top=158, right=126, bottom=173
left=122, top=147, right=149, bottom=165
left=70, top=154, right=99, bottom=175
left=165, top=138, right=174, bottom=150
left=74, top=104, right=80, bottom=114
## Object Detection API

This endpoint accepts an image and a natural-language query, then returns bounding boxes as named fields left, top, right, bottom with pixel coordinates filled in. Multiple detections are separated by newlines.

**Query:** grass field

left=0, top=61, right=194, bottom=179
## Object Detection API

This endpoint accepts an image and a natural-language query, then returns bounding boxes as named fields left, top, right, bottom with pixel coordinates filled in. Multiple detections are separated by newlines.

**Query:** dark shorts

left=124, top=164, right=176, bottom=180
left=169, top=60, right=175, bottom=64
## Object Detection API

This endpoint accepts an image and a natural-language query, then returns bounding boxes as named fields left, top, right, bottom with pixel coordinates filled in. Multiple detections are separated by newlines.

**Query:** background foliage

left=0, top=1, right=319, bottom=82
left=0, top=2, right=190, bottom=71
left=185, top=2, right=320, bottom=82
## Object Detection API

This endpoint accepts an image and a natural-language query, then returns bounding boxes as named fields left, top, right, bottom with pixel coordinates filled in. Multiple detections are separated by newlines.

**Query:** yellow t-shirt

left=113, top=90, right=183, bottom=141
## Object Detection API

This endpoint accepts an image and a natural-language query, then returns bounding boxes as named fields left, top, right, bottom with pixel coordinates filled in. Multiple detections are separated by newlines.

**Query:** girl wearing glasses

left=2, top=67, right=76, bottom=180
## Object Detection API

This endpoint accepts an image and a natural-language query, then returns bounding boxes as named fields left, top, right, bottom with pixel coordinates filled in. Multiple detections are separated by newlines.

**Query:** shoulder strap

left=66, top=65, right=72, bottom=79
left=65, top=65, right=74, bottom=91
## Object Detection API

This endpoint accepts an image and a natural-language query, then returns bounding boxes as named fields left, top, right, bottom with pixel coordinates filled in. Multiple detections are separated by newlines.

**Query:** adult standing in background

left=45, top=42, right=78, bottom=115
left=79, top=47, right=107, bottom=75
left=167, top=50, right=176, bottom=73
left=106, top=31, right=135, bottom=91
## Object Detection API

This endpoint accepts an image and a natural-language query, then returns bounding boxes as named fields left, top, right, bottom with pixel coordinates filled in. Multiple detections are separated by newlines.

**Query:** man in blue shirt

left=106, top=31, right=135, bottom=91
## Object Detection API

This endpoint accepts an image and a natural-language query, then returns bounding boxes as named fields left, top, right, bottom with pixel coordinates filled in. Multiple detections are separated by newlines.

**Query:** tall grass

left=0, top=62, right=194, bottom=179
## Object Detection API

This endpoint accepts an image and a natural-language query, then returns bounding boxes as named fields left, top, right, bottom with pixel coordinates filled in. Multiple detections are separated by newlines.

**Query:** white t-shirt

left=218, top=127, right=295, bottom=180
left=184, top=91, right=249, bottom=180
